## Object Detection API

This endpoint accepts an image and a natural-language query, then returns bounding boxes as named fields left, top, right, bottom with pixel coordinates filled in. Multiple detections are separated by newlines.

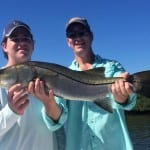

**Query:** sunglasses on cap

left=10, top=36, right=33, bottom=43
left=66, top=29, right=90, bottom=39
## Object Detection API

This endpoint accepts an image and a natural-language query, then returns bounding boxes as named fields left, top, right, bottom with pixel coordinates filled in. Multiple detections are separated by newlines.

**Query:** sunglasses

left=10, top=36, right=33, bottom=43
left=66, top=29, right=90, bottom=38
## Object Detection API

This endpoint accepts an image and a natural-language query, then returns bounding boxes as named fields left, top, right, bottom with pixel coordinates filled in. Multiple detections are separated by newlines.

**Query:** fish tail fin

left=94, top=98, right=113, bottom=113
left=129, top=70, right=150, bottom=98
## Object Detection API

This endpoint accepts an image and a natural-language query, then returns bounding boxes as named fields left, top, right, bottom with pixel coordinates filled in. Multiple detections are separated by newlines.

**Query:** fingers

left=17, top=99, right=29, bottom=114
left=28, top=78, right=56, bottom=106
left=111, top=79, right=133, bottom=103
left=8, top=84, right=29, bottom=115
left=28, top=81, right=35, bottom=94
left=28, top=78, right=48, bottom=102
left=8, top=84, right=22, bottom=98
left=11, top=91, right=28, bottom=104
left=8, top=84, right=28, bottom=102
left=113, top=78, right=133, bottom=95
left=11, top=95, right=29, bottom=110
left=49, top=89, right=55, bottom=100
left=112, top=80, right=126, bottom=96
left=28, top=78, right=45, bottom=95
left=119, top=72, right=130, bottom=79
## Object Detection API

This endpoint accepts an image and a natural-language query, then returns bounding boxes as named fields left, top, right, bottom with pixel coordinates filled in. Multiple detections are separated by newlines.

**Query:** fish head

left=0, top=67, right=18, bottom=88
left=0, top=63, right=36, bottom=89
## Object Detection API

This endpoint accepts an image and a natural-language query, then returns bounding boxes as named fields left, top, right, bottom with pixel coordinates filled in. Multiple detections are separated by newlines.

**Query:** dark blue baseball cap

left=65, top=17, right=91, bottom=32
left=1, top=20, right=33, bottom=43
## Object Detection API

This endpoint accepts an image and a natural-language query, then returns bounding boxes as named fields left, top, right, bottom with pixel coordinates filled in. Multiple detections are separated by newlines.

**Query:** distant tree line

left=131, top=95, right=150, bottom=112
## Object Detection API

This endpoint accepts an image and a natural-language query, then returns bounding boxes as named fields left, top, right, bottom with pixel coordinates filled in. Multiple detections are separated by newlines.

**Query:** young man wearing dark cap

left=0, top=20, right=65, bottom=150
left=44, top=17, right=137, bottom=150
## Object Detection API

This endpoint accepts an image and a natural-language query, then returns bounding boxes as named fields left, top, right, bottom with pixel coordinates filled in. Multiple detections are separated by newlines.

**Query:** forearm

left=42, top=98, right=68, bottom=131
left=44, top=100, right=62, bottom=122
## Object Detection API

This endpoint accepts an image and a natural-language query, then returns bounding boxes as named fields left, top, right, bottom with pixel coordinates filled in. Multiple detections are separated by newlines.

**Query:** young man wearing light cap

left=44, top=17, right=137, bottom=150
left=0, top=20, right=65, bottom=150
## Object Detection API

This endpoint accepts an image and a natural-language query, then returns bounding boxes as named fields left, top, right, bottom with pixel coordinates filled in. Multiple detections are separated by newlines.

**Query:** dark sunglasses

left=10, top=36, right=33, bottom=43
left=66, top=29, right=90, bottom=38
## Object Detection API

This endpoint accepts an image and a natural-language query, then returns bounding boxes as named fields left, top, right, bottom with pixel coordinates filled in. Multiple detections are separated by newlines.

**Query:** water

left=126, top=113, right=150, bottom=150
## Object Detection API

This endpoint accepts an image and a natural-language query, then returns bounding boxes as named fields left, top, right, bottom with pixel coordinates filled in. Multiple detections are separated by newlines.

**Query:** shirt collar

left=70, top=54, right=102, bottom=70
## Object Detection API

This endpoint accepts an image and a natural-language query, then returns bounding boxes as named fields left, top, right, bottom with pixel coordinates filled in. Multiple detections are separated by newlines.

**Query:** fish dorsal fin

left=84, top=67, right=105, bottom=77
left=25, top=61, right=112, bottom=85
left=25, top=61, right=106, bottom=84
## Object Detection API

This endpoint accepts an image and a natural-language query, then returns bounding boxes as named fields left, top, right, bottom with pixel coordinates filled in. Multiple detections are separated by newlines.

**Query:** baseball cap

left=65, top=17, right=91, bottom=32
left=1, top=20, right=32, bottom=42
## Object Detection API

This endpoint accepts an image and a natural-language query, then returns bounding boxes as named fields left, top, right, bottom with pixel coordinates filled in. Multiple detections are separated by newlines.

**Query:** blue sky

left=0, top=0, right=149, bottom=74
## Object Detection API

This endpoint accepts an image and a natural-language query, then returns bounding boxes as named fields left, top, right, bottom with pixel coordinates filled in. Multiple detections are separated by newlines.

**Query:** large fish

left=0, top=61, right=150, bottom=113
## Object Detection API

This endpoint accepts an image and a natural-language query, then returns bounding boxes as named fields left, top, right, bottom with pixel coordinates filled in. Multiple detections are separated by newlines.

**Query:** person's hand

left=28, top=78, right=53, bottom=104
left=8, top=84, right=29, bottom=115
left=28, top=78, right=61, bottom=121
left=111, top=72, right=134, bottom=104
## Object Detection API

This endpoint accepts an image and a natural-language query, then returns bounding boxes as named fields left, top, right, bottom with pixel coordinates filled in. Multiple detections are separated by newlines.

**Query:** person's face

left=2, top=27, right=34, bottom=64
left=66, top=23, right=93, bottom=54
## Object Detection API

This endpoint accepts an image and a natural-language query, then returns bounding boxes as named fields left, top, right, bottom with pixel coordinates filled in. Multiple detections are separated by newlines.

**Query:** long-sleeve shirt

left=0, top=88, right=58, bottom=150
left=43, top=55, right=137, bottom=150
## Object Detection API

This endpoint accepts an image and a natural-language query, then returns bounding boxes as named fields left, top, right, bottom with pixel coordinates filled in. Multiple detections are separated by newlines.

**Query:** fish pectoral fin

left=94, top=98, right=113, bottom=113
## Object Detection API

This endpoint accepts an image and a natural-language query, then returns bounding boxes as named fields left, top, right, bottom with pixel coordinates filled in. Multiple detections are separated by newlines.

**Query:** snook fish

left=0, top=61, right=150, bottom=113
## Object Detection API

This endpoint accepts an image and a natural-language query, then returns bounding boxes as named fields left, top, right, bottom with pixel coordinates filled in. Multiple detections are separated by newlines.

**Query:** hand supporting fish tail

left=111, top=72, right=134, bottom=104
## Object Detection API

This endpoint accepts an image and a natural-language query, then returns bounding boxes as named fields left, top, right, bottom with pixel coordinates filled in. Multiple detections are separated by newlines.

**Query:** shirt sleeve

left=111, top=93, right=137, bottom=110
left=0, top=88, right=20, bottom=136
left=41, top=97, right=68, bottom=131
left=0, top=104, right=20, bottom=136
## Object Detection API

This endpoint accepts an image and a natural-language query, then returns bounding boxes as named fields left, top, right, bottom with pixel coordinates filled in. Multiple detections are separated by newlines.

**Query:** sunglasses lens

left=66, top=32, right=75, bottom=38
left=67, top=30, right=89, bottom=38
left=78, top=31, right=84, bottom=37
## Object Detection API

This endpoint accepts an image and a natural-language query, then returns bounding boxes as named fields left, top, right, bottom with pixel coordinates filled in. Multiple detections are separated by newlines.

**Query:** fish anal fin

left=94, top=98, right=113, bottom=113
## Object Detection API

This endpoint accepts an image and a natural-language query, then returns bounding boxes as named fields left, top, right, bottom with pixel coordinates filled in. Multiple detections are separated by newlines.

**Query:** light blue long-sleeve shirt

left=0, top=88, right=59, bottom=150
left=43, top=55, right=136, bottom=150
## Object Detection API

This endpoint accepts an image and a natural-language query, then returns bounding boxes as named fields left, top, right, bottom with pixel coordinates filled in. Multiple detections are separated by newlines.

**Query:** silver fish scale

left=15, top=64, right=36, bottom=87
